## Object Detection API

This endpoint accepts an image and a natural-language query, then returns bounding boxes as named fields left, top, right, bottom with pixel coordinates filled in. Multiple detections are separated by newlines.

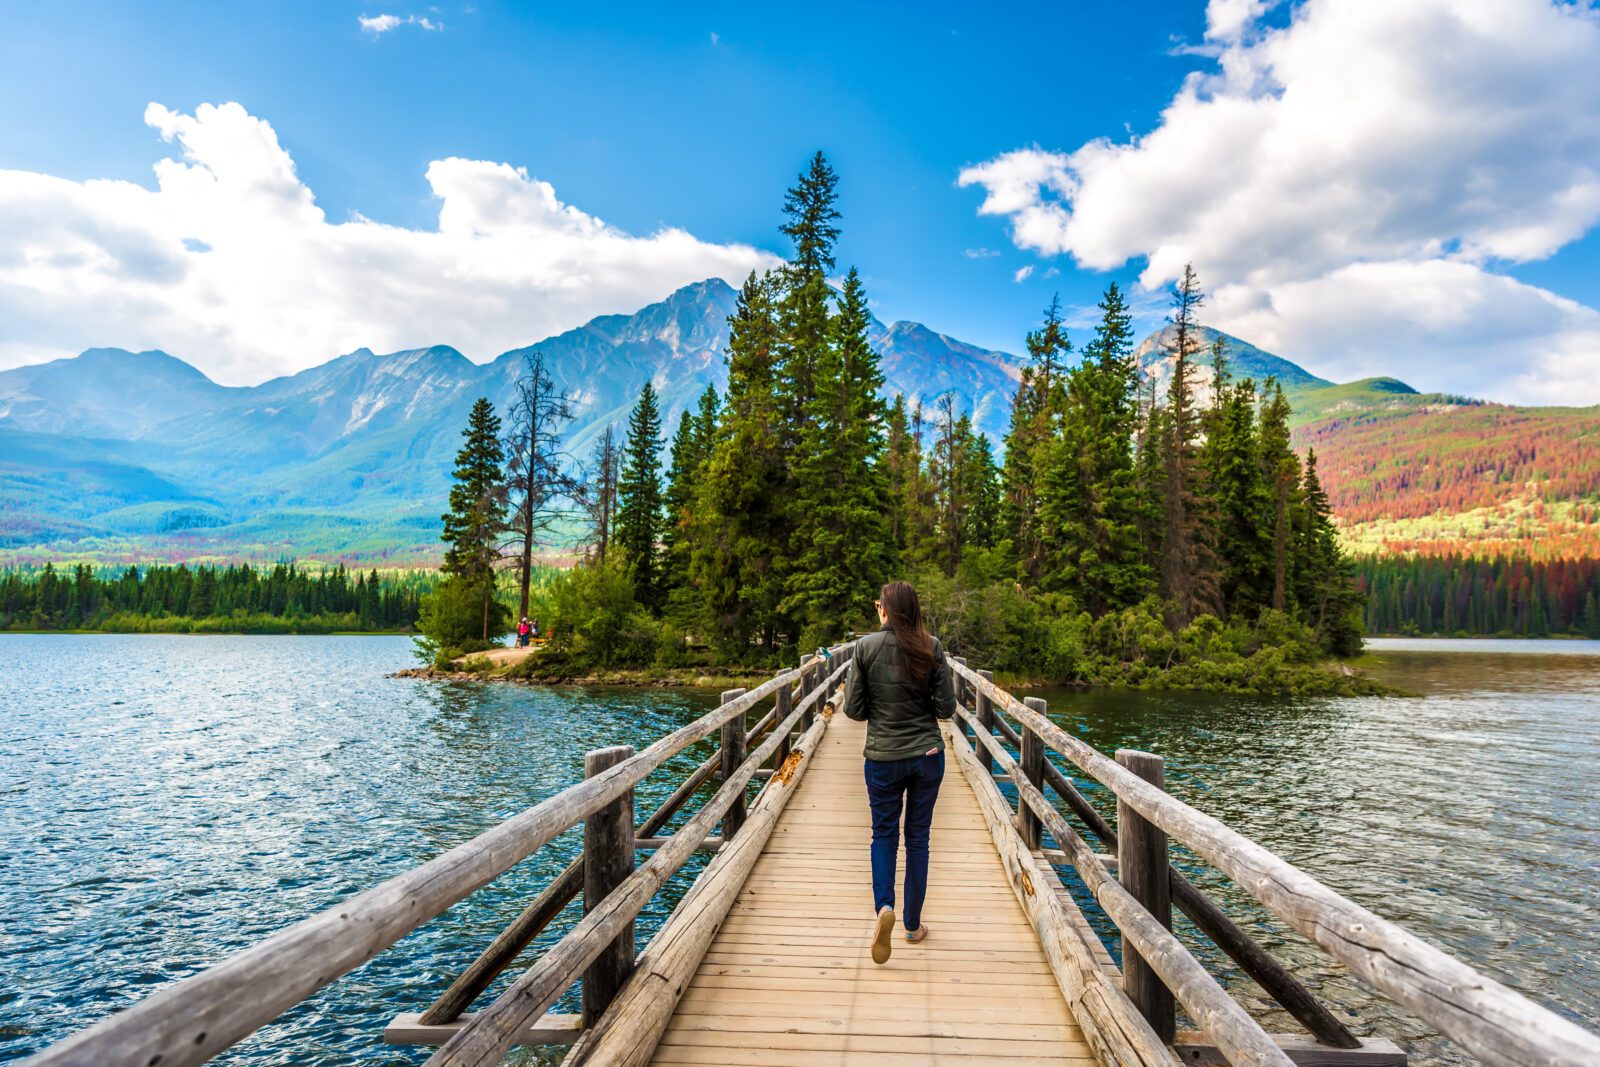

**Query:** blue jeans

left=864, top=751, right=944, bottom=931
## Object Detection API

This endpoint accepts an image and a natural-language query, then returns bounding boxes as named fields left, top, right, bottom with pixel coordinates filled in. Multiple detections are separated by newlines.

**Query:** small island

left=411, top=157, right=1381, bottom=698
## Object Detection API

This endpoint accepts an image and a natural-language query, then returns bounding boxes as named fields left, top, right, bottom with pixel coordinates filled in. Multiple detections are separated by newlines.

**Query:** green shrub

left=415, top=575, right=508, bottom=663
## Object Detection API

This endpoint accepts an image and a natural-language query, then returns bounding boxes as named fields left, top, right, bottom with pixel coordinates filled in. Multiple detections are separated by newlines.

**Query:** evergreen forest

left=424, top=154, right=1373, bottom=694
left=1, top=562, right=429, bottom=633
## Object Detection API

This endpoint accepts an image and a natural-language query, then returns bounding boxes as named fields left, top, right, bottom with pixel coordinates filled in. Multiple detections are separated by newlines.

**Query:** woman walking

left=843, top=580, right=956, bottom=965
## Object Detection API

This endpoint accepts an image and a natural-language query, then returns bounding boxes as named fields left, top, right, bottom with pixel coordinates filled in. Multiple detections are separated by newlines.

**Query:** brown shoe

left=870, top=906, right=895, bottom=965
left=905, top=924, right=929, bottom=943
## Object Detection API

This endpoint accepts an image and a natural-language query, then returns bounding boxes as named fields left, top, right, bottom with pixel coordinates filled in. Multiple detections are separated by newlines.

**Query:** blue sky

left=3, top=1, right=1599, bottom=401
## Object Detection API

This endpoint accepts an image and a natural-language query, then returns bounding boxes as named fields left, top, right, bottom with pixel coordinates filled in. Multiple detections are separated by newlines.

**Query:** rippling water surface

left=2, top=635, right=1597, bottom=1065
left=1028, top=637, right=1600, bottom=1066
left=0, top=635, right=720, bottom=1065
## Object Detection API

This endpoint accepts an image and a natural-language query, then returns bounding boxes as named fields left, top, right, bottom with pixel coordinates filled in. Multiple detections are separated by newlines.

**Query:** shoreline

left=396, top=655, right=1397, bottom=696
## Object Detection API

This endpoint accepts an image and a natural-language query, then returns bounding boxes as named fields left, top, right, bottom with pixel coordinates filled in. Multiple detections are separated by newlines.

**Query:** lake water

left=2, top=636, right=1596, bottom=1065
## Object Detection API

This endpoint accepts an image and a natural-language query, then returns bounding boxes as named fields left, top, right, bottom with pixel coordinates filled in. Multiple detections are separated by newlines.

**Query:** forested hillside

left=1295, top=402, right=1600, bottom=559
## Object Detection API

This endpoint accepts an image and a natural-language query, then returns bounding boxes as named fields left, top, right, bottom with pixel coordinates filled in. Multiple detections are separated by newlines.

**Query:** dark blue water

left=2, top=636, right=1596, bottom=1065
left=0, top=635, right=721, bottom=1066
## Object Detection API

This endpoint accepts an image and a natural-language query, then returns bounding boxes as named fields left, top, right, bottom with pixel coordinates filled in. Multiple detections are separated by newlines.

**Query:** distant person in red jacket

left=516, top=617, right=531, bottom=648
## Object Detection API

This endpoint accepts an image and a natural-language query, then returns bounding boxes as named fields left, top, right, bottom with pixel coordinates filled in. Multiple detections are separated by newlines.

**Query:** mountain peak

left=74, top=347, right=219, bottom=385
left=1134, top=325, right=1334, bottom=392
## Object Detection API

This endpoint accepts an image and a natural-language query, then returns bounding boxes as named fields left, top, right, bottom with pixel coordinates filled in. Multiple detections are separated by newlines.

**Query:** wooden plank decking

left=650, top=712, right=1095, bottom=1066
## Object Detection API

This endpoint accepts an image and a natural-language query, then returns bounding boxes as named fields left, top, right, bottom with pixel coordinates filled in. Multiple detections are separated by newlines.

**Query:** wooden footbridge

left=25, top=643, right=1600, bottom=1066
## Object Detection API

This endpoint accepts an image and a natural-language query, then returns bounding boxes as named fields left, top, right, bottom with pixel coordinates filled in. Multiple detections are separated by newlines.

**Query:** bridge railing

left=24, top=644, right=856, bottom=1067
left=945, top=659, right=1600, bottom=1067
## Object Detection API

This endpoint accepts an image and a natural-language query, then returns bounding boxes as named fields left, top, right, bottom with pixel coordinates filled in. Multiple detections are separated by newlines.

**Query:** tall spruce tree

left=442, top=397, right=506, bottom=582
left=660, top=389, right=717, bottom=629
left=1257, top=382, right=1301, bottom=613
left=785, top=266, right=890, bottom=645
left=661, top=411, right=699, bottom=592
left=1037, top=282, right=1149, bottom=612
left=616, top=382, right=665, bottom=613
left=440, top=397, right=508, bottom=642
left=1208, top=374, right=1273, bottom=618
left=1002, top=296, right=1071, bottom=583
left=585, top=425, right=620, bottom=564
left=693, top=272, right=790, bottom=654
left=1157, top=265, right=1222, bottom=626
left=961, top=429, right=1001, bottom=554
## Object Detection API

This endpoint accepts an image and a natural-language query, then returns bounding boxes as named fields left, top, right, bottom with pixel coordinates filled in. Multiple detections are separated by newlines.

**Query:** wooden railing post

left=774, top=683, right=792, bottom=767
left=799, top=662, right=816, bottom=731
left=1117, top=748, right=1175, bottom=1044
left=1018, top=696, right=1047, bottom=850
left=582, top=745, right=635, bottom=1027
left=975, top=670, right=995, bottom=774
left=951, top=656, right=969, bottom=738
left=719, top=688, right=748, bottom=839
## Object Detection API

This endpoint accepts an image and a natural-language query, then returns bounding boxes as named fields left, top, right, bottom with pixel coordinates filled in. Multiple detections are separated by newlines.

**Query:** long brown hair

left=879, top=581, right=935, bottom=684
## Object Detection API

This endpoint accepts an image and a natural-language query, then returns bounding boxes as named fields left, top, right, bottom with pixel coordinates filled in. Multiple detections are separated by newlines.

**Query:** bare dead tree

left=584, top=425, right=621, bottom=564
left=502, top=350, right=583, bottom=618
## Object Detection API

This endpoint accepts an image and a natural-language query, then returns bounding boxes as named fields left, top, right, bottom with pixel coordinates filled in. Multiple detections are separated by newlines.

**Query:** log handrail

left=949, top=661, right=1600, bottom=1067
left=425, top=658, right=852, bottom=1066
left=983, top=703, right=1361, bottom=1048
left=23, top=652, right=840, bottom=1067
left=562, top=672, right=850, bottom=1066
left=958, top=705, right=1294, bottom=1067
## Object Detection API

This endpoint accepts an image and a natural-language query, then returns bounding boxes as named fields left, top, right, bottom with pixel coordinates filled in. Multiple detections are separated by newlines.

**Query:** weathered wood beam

left=633, top=836, right=722, bottom=852
left=559, top=677, right=847, bottom=1067
left=1173, top=1031, right=1407, bottom=1066
left=582, top=746, right=636, bottom=1027
left=419, top=729, right=730, bottom=1026
left=993, top=712, right=1359, bottom=1050
left=959, top=706, right=1294, bottom=1067
left=1118, top=748, right=1175, bottom=1044
left=385, top=1012, right=581, bottom=1047
left=424, top=663, right=850, bottom=1067
left=946, top=722, right=1174, bottom=1067
left=954, top=664, right=1600, bottom=1067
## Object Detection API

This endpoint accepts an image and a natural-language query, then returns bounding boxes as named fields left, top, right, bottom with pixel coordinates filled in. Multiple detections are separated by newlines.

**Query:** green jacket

left=843, top=625, right=957, bottom=761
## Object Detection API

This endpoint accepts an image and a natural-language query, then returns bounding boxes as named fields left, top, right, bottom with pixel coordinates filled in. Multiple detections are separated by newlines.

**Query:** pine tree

left=661, top=410, right=699, bottom=592
left=693, top=272, right=790, bottom=654
left=776, top=151, right=842, bottom=440
left=1257, top=382, right=1301, bottom=613
left=442, top=397, right=507, bottom=583
left=1035, top=282, right=1150, bottom=612
left=784, top=265, right=890, bottom=645
left=1156, top=265, right=1221, bottom=626
left=616, top=382, right=664, bottom=613
left=661, top=389, right=718, bottom=630
left=961, top=429, right=1001, bottom=553
left=1207, top=374, right=1273, bottom=619
left=1003, top=296, right=1071, bottom=583
left=585, top=425, right=620, bottom=564
left=439, top=396, right=509, bottom=643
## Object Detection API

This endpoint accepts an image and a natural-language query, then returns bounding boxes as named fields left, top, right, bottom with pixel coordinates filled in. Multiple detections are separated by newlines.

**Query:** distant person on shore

left=516, top=617, right=531, bottom=648
left=843, top=580, right=955, bottom=964
left=530, top=618, right=540, bottom=642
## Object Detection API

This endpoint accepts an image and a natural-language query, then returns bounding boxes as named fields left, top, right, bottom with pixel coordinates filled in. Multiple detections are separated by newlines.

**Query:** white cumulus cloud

left=0, top=102, right=777, bottom=384
left=359, top=13, right=441, bottom=34
left=958, top=0, right=1600, bottom=403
